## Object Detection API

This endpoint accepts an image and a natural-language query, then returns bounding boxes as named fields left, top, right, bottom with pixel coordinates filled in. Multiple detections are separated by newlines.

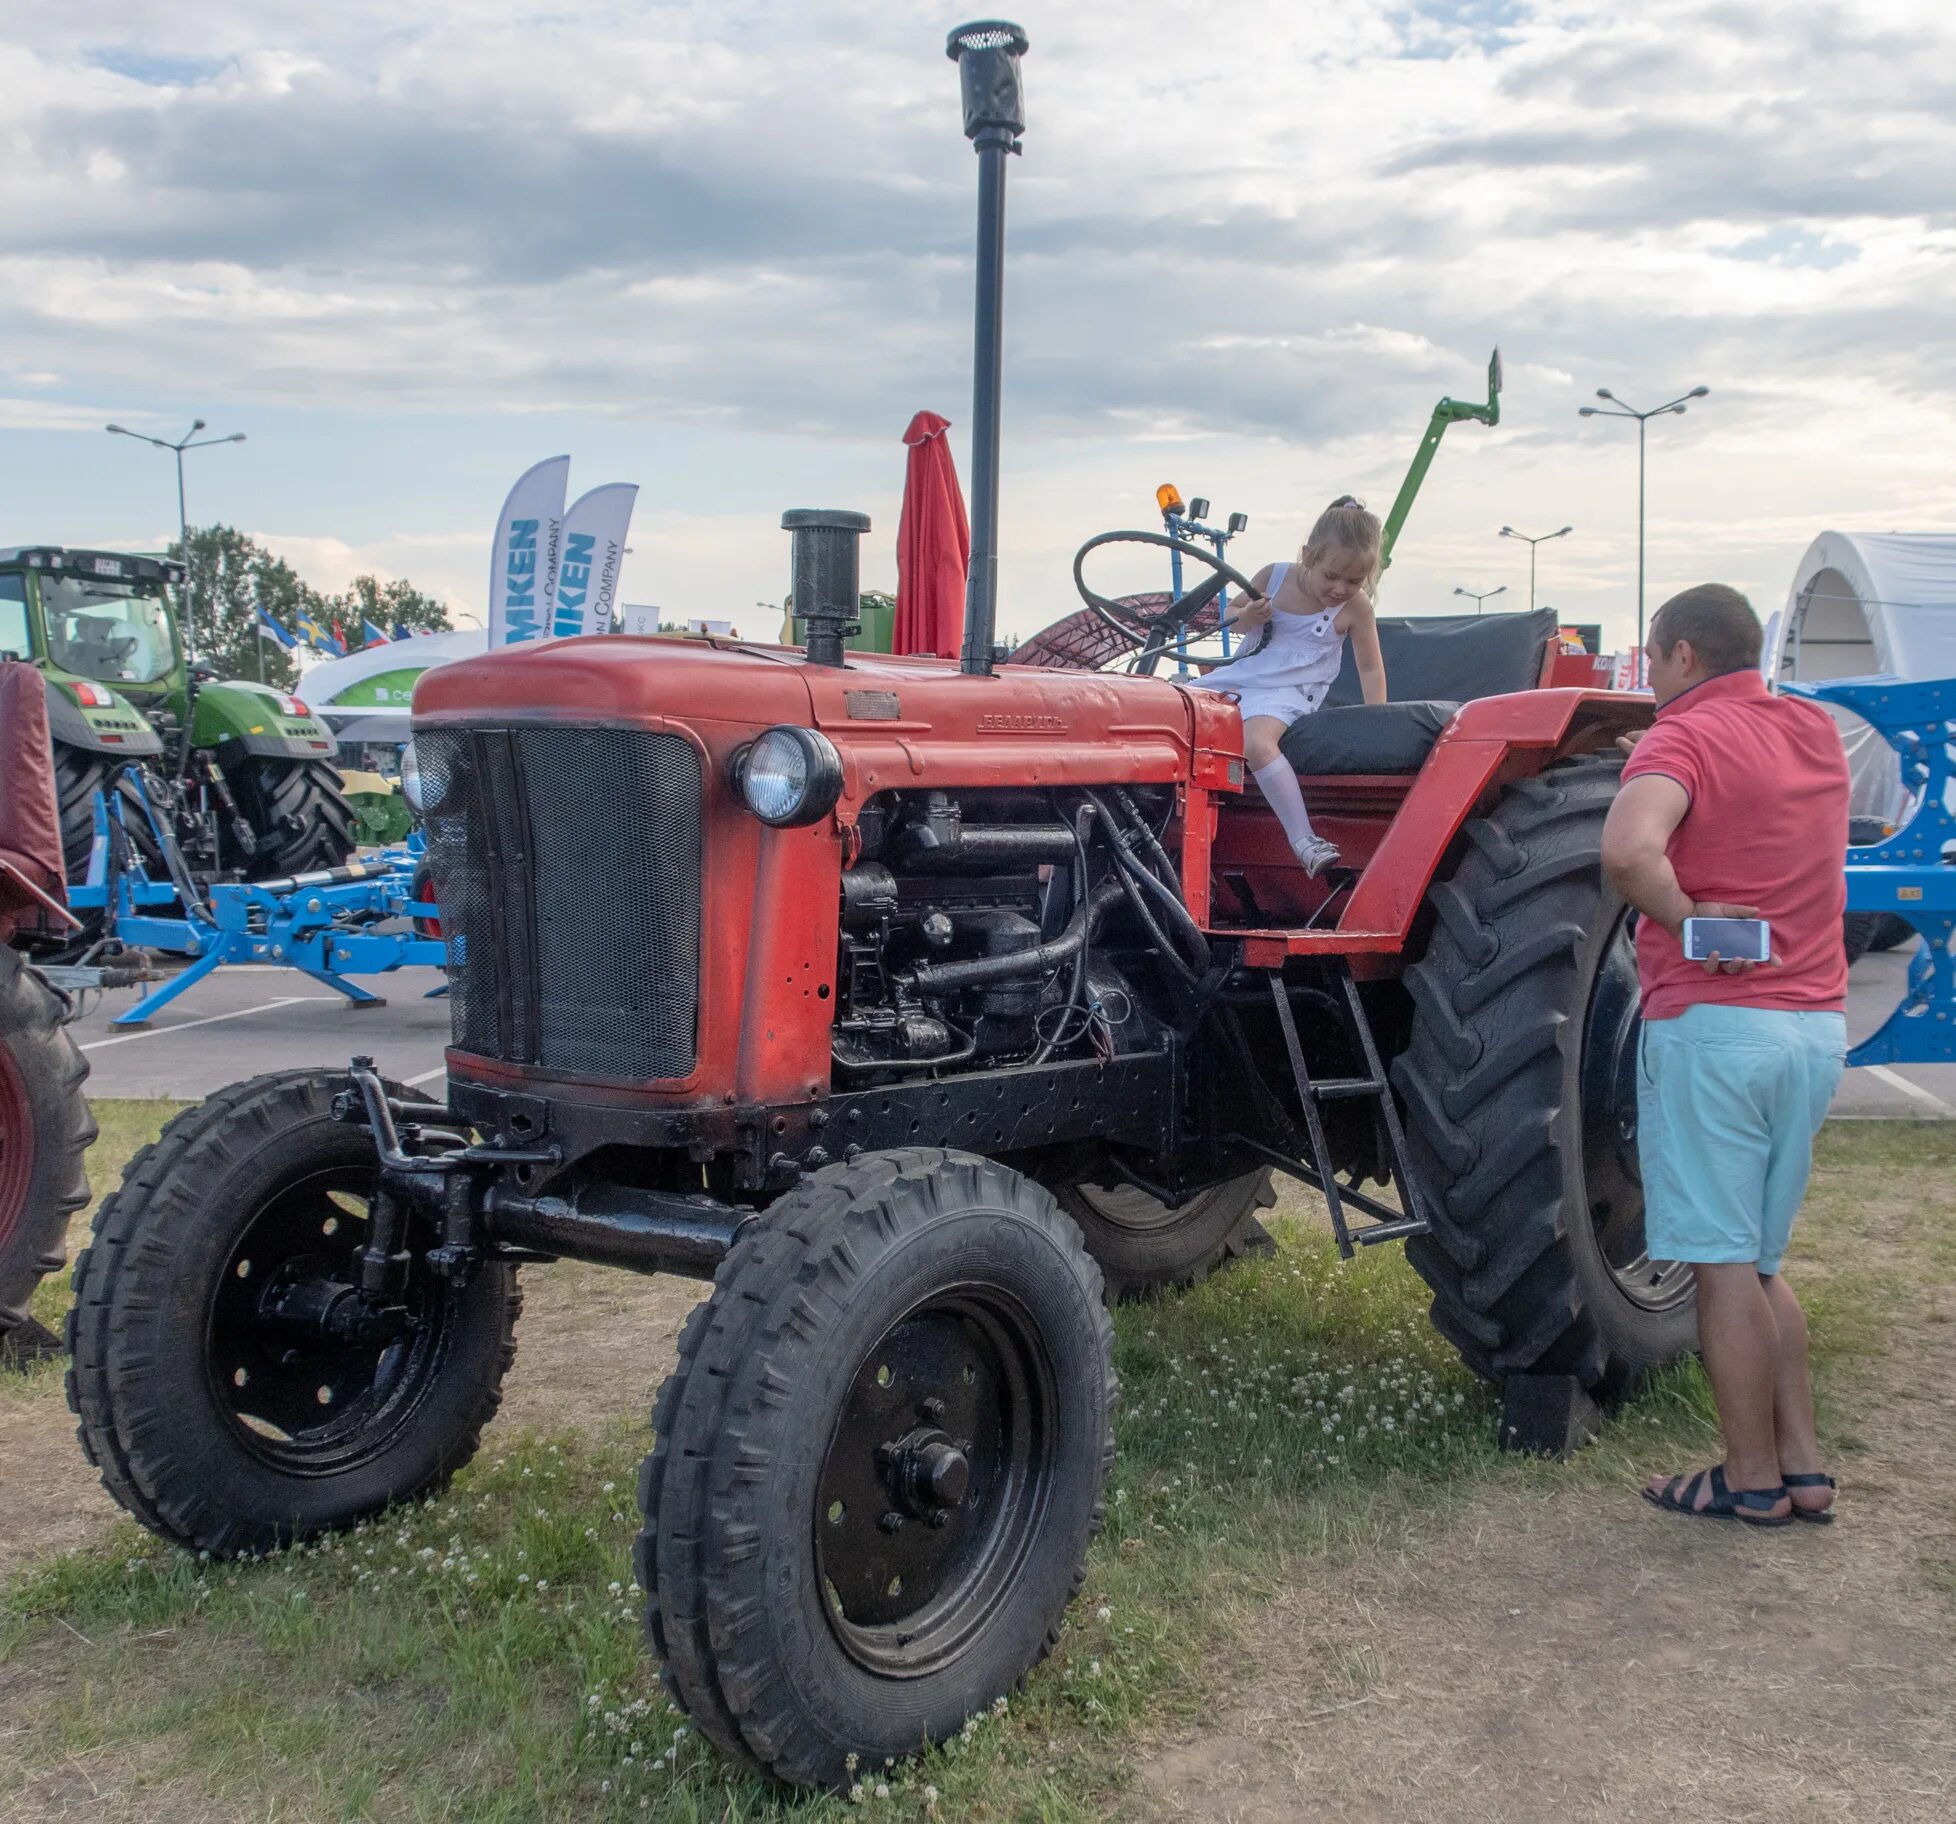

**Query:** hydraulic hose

left=1086, top=789, right=1211, bottom=978
left=907, top=879, right=1126, bottom=994
left=1031, top=798, right=1098, bottom=1065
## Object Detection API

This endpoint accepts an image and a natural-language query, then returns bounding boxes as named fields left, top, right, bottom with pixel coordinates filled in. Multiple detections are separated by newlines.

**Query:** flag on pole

left=297, top=609, right=345, bottom=657
left=256, top=609, right=299, bottom=650
left=392, top=621, right=412, bottom=641
left=488, top=455, right=571, bottom=647
left=555, top=483, right=638, bottom=638
left=363, top=618, right=390, bottom=647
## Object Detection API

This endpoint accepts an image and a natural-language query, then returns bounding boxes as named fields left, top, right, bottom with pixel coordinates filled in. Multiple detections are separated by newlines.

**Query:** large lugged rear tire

left=1393, top=755, right=1698, bottom=1402
left=636, top=1150, right=1116, bottom=1789
left=50, top=743, right=165, bottom=888
left=66, top=1069, right=520, bottom=1554
left=222, top=756, right=361, bottom=879
left=0, top=948, right=95, bottom=1339
left=1054, top=1170, right=1276, bottom=1301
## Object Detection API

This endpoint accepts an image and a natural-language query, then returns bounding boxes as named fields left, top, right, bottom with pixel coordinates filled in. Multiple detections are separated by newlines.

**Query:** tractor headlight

left=400, top=739, right=427, bottom=814
left=736, top=726, right=844, bottom=827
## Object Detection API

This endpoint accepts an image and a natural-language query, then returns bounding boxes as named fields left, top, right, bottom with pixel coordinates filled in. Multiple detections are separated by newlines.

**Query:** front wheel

left=1393, top=756, right=1698, bottom=1403
left=636, top=1150, right=1115, bottom=1788
left=66, top=1069, right=520, bottom=1554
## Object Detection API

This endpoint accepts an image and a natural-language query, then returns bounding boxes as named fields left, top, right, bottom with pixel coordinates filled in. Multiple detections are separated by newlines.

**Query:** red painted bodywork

left=415, top=636, right=1652, bottom=1101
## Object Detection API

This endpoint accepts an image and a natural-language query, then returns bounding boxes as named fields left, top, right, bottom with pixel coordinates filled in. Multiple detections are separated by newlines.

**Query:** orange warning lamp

left=1155, top=483, right=1185, bottom=516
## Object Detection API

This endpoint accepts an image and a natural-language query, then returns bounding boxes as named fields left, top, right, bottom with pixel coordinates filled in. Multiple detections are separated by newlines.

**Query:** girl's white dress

left=1187, top=562, right=1344, bottom=725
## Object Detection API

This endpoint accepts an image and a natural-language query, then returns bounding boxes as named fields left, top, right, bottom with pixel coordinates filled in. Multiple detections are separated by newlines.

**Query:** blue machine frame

left=1786, top=674, right=1955, bottom=1066
left=68, top=769, right=445, bottom=1028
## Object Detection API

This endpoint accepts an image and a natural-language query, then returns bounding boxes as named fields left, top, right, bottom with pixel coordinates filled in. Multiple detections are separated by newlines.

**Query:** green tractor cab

left=0, top=546, right=358, bottom=897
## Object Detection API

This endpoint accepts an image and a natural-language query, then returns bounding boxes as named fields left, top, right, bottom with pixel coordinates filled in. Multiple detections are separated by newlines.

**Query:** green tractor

left=0, top=546, right=359, bottom=905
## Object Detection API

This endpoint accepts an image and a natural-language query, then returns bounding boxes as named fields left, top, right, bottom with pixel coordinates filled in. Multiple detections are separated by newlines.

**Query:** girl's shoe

left=1293, top=836, right=1341, bottom=878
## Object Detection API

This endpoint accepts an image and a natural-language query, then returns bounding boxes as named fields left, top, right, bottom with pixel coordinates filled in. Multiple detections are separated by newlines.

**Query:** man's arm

left=1602, top=772, right=1770, bottom=971
left=1602, top=774, right=1695, bottom=936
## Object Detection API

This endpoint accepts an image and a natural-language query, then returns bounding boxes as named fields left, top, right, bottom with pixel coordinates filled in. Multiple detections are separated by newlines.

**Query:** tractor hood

left=411, top=634, right=1244, bottom=801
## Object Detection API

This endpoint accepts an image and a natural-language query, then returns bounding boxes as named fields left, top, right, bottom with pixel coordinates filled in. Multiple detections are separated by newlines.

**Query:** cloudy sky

left=5, top=1, right=1954, bottom=653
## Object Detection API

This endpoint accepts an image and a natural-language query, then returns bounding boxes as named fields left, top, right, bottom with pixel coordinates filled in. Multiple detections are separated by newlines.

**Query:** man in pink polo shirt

left=1601, top=584, right=1849, bottom=1529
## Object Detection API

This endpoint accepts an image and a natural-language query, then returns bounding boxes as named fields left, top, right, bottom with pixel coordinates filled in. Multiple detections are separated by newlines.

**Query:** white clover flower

left=1095, top=1605, right=1111, bottom=1623
left=875, top=1783, right=891, bottom=1800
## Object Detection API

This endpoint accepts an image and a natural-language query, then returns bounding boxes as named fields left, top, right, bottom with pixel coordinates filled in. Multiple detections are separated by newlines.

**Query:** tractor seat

left=1280, top=700, right=1457, bottom=776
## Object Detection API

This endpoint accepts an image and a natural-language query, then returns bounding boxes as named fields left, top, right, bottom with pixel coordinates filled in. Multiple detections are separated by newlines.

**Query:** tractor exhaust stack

left=949, top=21, right=1028, bottom=678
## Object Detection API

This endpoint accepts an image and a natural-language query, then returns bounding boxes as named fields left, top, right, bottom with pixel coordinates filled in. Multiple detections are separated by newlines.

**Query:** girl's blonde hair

left=1300, top=495, right=1383, bottom=585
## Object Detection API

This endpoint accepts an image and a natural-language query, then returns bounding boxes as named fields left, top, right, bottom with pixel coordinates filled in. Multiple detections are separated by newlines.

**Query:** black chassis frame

left=337, top=945, right=1421, bottom=1312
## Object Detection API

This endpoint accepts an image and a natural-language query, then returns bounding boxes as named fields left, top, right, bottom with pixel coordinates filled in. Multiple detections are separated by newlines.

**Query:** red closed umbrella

left=894, top=410, right=970, bottom=659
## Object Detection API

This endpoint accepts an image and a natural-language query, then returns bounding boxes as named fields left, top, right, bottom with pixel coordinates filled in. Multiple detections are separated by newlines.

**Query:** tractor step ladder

left=1264, top=963, right=1431, bottom=1258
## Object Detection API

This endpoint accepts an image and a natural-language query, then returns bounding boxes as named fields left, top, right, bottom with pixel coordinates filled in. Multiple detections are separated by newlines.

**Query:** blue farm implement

left=67, top=766, right=442, bottom=1026
left=1789, top=674, right=1956, bottom=1065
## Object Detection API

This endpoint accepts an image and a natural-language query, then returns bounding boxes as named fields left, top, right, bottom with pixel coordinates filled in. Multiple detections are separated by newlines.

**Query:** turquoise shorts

left=1637, top=1004, right=1846, bottom=1275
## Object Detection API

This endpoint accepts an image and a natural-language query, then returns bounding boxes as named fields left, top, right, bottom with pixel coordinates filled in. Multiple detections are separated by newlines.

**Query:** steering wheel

left=1071, top=530, right=1260, bottom=676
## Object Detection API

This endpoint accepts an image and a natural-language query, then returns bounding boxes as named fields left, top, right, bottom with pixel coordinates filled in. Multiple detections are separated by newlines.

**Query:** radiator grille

left=417, top=727, right=702, bottom=1080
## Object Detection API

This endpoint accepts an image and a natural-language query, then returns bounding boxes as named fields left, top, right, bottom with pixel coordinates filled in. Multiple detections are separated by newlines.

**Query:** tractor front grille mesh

left=417, top=727, right=702, bottom=1081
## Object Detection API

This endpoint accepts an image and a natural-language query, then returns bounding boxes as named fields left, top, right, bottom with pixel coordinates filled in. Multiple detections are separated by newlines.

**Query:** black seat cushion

left=1280, top=701, right=1458, bottom=775
left=1321, top=609, right=1556, bottom=709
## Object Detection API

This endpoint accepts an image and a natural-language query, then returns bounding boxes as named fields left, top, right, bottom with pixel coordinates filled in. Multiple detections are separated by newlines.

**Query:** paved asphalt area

left=67, top=940, right=1953, bottom=1118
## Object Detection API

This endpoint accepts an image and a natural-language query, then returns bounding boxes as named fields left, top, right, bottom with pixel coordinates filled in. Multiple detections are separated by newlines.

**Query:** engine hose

left=1087, top=789, right=1210, bottom=977
left=1112, top=784, right=1179, bottom=887
left=907, top=879, right=1126, bottom=995
left=1031, top=799, right=1098, bottom=1065
left=1102, top=838, right=1203, bottom=991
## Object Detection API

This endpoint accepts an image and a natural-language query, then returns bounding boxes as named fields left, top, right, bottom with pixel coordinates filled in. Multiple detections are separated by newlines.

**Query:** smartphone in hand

left=1680, top=916, right=1771, bottom=963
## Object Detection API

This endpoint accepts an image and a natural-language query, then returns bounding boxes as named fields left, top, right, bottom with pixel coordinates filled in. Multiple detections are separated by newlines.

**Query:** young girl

left=1190, top=496, right=1388, bottom=876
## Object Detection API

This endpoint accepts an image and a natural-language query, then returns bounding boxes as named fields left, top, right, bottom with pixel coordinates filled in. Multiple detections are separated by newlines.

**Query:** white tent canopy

left=1770, top=531, right=1956, bottom=822
left=296, top=628, right=489, bottom=748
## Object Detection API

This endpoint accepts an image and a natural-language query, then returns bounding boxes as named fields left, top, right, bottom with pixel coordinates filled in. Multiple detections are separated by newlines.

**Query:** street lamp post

left=1453, top=584, right=1507, bottom=616
left=105, top=417, right=248, bottom=665
left=1498, top=524, right=1572, bottom=614
left=1578, top=384, right=1708, bottom=682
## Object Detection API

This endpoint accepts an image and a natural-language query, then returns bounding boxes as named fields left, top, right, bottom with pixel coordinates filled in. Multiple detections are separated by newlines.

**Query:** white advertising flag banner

left=555, top=483, right=638, bottom=638
left=486, top=455, right=570, bottom=647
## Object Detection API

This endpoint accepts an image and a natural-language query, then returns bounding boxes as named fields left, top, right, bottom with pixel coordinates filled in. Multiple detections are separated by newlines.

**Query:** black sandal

left=1783, top=1471, right=1837, bottom=1524
left=1642, top=1464, right=1793, bottom=1528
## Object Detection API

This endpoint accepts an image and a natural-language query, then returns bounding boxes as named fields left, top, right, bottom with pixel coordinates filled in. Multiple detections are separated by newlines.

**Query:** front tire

left=66, top=1069, right=520, bottom=1554
left=0, top=948, right=95, bottom=1339
left=1393, top=756, right=1698, bottom=1403
left=636, top=1150, right=1115, bottom=1788
left=1053, top=1170, right=1275, bottom=1301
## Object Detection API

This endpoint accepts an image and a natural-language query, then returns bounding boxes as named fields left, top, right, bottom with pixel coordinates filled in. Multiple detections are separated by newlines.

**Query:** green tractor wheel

left=220, top=756, right=362, bottom=879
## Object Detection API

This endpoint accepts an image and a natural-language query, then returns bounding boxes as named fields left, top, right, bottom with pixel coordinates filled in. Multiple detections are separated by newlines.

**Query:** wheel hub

left=814, top=1293, right=1053, bottom=1674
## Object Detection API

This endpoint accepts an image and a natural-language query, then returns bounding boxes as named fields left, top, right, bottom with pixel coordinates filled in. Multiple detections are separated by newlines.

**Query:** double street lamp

left=1498, top=523, right=1572, bottom=613
left=1578, top=384, right=1708, bottom=680
left=106, top=418, right=248, bottom=665
left=1454, top=584, right=1506, bottom=615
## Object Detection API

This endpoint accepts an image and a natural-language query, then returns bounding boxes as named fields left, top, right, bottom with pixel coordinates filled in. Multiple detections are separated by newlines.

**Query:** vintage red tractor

left=66, top=23, right=1688, bottom=1790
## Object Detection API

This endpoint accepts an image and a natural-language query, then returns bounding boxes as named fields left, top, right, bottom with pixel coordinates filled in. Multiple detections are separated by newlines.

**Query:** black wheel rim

left=1580, top=914, right=1694, bottom=1313
left=204, top=1164, right=457, bottom=1474
left=814, top=1287, right=1055, bottom=1678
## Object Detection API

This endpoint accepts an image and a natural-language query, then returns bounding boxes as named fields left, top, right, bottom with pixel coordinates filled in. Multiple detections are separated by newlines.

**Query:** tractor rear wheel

left=0, top=947, right=95, bottom=1341
left=637, top=1150, right=1114, bottom=1788
left=1054, top=1170, right=1275, bottom=1301
left=221, top=756, right=361, bottom=879
left=1393, top=755, right=1698, bottom=1403
left=66, top=1069, right=520, bottom=1554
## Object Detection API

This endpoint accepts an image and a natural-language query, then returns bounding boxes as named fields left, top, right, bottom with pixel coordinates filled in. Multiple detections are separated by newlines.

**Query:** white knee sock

left=1251, top=757, right=1321, bottom=851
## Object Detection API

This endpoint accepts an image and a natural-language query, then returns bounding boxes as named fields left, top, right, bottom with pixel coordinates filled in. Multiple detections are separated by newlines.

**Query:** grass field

left=3, top=1105, right=1951, bottom=1822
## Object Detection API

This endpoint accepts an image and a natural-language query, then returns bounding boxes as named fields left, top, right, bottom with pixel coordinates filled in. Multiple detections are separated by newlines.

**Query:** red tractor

left=66, top=24, right=1688, bottom=1790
